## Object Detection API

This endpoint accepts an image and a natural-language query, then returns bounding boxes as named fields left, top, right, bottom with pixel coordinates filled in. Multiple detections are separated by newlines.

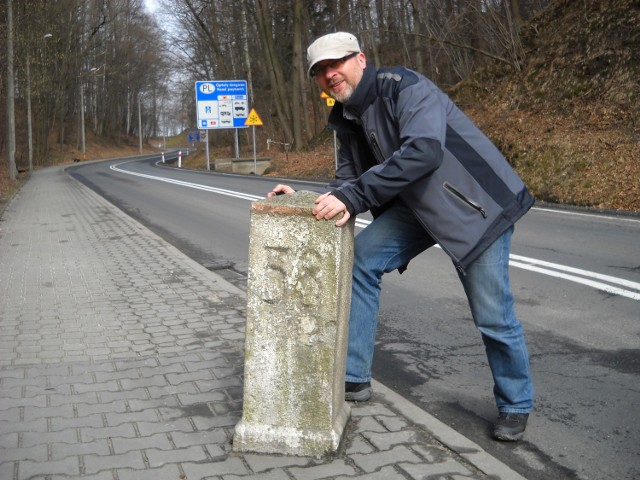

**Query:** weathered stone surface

left=233, top=191, right=354, bottom=456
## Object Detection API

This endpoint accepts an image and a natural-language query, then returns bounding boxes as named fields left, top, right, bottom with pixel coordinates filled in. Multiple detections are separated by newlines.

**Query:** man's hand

left=313, top=192, right=351, bottom=227
left=267, top=184, right=295, bottom=197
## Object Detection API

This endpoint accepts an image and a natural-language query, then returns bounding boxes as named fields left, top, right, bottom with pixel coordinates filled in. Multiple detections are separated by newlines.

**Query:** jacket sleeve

left=334, top=76, right=447, bottom=216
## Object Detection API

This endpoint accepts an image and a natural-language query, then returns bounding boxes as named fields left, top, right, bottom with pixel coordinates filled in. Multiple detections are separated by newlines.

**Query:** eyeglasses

left=310, top=52, right=358, bottom=77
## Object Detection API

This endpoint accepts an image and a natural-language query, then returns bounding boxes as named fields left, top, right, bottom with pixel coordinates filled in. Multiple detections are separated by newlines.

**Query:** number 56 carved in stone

left=259, top=244, right=323, bottom=308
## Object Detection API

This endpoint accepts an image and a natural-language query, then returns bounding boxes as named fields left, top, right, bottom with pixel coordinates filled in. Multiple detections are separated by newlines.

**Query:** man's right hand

left=267, top=184, right=295, bottom=197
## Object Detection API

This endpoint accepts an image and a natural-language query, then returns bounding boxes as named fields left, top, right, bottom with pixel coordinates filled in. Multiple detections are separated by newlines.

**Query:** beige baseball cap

left=307, top=32, right=361, bottom=77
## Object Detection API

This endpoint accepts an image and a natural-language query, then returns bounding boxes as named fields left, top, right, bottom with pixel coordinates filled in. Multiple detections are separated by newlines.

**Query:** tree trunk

left=511, top=0, right=523, bottom=30
left=363, top=2, right=381, bottom=66
left=410, top=0, right=424, bottom=73
left=291, top=0, right=304, bottom=150
left=241, top=2, right=254, bottom=105
left=6, top=0, right=17, bottom=179
left=255, top=0, right=294, bottom=143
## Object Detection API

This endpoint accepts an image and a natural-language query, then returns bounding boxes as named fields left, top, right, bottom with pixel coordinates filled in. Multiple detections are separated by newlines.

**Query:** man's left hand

left=313, top=193, right=351, bottom=227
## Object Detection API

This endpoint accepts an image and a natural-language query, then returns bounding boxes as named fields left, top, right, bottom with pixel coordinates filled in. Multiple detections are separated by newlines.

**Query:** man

left=268, top=32, right=534, bottom=441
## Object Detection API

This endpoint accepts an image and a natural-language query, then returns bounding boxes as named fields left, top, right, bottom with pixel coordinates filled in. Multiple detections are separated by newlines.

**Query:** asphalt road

left=69, top=154, right=640, bottom=480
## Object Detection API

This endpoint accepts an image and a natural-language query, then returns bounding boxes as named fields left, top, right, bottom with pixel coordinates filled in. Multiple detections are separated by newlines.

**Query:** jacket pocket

left=443, top=182, right=487, bottom=218
left=369, top=132, right=386, bottom=164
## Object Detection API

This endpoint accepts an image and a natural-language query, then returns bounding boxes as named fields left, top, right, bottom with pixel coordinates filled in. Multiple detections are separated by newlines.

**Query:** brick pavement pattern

left=0, top=165, right=521, bottom=479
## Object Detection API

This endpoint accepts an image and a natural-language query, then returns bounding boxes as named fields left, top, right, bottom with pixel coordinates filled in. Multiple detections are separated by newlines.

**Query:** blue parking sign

left=187, top=131, right=201, bottom=143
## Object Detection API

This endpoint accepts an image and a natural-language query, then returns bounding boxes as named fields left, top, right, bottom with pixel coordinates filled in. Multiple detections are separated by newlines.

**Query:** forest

left=1, top=0, right=638, bottom=211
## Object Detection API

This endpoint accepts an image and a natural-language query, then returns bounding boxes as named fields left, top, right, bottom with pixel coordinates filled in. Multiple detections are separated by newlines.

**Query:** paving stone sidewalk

left=0, top=165, right=525, bottom=479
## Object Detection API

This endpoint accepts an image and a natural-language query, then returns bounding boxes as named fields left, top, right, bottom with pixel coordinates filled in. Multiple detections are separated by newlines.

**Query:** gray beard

left=331, top=84, right=354, bottom=103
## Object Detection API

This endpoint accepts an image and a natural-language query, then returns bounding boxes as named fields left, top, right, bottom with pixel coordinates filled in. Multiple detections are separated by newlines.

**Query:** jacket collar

left=327, top=62, right=377, bottom=128
left=344, top=62, right=378, bottom=117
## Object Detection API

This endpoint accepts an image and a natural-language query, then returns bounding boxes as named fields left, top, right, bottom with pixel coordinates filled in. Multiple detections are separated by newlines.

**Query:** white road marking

left=110, top=162, right=640, bottom=301
left=533, top=207, right=640, bottom=224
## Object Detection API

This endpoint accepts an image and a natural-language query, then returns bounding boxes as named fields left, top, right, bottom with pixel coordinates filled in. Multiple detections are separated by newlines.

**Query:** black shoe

left=493, top=412, right=529, bottom=441
left=345, top=382, right=372, bottom=402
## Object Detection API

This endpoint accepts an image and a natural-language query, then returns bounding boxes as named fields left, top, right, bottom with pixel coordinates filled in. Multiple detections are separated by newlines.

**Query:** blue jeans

left=346, top=203, right=533, bottom=413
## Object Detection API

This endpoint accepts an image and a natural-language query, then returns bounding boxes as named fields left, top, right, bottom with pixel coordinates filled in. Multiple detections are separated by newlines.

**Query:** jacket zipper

left=369, top=132, right=385, bottom=163
left=443, top=182, right=487, bottom=218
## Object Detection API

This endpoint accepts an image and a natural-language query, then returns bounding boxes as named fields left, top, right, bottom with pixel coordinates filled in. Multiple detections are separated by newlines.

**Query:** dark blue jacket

left=328, top=63, right=534, bottom=272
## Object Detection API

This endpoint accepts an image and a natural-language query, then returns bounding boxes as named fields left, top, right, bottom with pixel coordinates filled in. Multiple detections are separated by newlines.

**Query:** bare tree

left=5, top=0, right=16, bottom=179
left=255, top=0, right=294, bottom=144
left=0, top=0, right=551, bottom=178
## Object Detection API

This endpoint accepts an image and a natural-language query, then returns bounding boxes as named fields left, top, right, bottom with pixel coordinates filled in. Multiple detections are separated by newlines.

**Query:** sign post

left=245, top=108, right=264, bottom=174
left=205, top=130, right=210, bottom=170
left=321, top=92, right=338, bottom=170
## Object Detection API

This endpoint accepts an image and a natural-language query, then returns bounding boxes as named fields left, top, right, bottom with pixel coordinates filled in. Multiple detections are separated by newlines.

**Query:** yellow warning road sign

left=244, top=108, right=263, bottom=126
left=320, top=91, right=335, bottom=106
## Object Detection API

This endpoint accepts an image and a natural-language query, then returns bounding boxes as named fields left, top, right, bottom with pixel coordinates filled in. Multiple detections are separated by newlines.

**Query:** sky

left=144, top=0, right=159, bottom=13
